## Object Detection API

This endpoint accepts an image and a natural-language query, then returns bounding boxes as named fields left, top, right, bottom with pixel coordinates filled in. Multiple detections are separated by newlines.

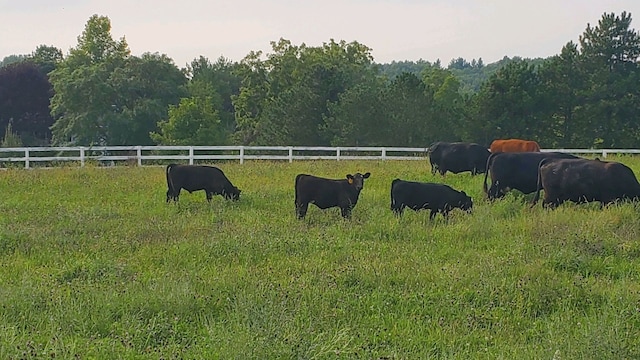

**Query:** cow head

left=346, top=172, right=371, bottom=191
left=458, top=191, right=473, bottom=213
left=224, top=186, right=241, bottom=201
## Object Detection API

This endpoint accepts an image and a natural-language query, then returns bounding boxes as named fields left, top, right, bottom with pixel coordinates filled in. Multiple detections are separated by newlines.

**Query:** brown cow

left=490, top=139, right=540, bottom=153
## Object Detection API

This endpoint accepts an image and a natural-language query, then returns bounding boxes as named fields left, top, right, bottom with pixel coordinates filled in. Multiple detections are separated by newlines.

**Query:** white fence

left=0, top=145, right=637, bottom=169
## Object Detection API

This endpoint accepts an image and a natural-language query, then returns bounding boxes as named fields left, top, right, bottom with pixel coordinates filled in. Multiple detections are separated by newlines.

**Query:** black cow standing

left=483, top=151, right=579, bottom=200
left=295, top=172, right=371, bottom=219
left=532, top=158, right=640, bottom=208
left=166, top=164, right=241, bottom=202
left=390, top=179, right=473, bottom=219
left=428, top=141, right=490, bottom=176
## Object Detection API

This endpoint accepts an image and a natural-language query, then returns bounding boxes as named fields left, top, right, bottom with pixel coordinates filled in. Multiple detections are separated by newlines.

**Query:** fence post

left=189, top=146, right=194, bottom=165
left=136, top=146, right=142, bottom=166
left=381, top=148, right=387, bottom=161
left=336, top=147, right=341, bottom=161
left=24, top=149, right=30, bottom=169
left=602, top=150, right=608, bottom=158
left=80, top=147, right=85, bottom=167
left=288, top=146, right=293, bottom=163
left=240, top=146, right=244, bottom=164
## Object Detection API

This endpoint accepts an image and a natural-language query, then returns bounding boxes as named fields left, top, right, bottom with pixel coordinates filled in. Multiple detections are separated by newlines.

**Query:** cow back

left=490, top=139, right=540, bottom=153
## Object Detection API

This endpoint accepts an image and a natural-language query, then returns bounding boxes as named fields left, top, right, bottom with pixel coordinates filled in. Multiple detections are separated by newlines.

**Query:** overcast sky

left=2, top=0, right=640, bottom=67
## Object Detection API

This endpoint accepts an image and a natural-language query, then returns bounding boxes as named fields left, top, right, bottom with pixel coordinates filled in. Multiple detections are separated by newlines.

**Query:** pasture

left=1, top=159, right=639, bottom=359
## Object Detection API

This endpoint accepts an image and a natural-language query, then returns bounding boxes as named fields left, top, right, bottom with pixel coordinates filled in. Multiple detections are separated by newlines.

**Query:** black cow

left=532, top=158, right=640, bottom=208
left=390, top=179, right=473, bottom=219
left=483, top=151, right=579, bottom=200
left=295, top=172, right=371, bottom=219
left=166, top=164, right=241, bottom=202
left=428, top=142, right=490, bottom=176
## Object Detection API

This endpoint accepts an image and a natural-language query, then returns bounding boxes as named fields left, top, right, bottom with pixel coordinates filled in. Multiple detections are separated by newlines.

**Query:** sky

left=2, top=0, right=640, bottom=67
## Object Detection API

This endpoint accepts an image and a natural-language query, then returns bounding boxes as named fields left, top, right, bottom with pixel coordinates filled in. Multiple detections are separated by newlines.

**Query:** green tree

left=151, top=93, right=226, bottom=146
left=109, top=53, right=187, bottom=144
left=0, top=55, right=28, bottom=68
left=30, top=45, right=63, bottom=74
left=323, top=78, right=385, bottom=146
left=188, top=56, right=242, bottom=136
left=231, top=51, right=269, bottom=145
left=233, top=38, right=376, bottom=145
left=539, top=42, right=588, bottom=147
left=578, top=11, right=640, bottom=147
left=50, top=15, right=186, bottom=145
left=469, top=60, right=547, bottom=145
left=379, top=72, right=433, bottom=146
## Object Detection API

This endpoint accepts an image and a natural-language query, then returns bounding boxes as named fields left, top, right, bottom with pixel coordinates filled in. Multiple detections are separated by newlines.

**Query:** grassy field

left=1, top=158, right=639, bottom=359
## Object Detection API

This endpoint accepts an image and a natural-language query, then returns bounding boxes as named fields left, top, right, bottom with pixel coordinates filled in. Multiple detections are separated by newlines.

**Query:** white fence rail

left=0, top=145, right=636, bottom=169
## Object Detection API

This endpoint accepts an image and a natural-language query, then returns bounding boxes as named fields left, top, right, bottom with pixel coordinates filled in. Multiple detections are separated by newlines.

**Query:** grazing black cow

left=483, top=151, right=579, bottom=200
left=295, top=172, right=371, bottom=219
left=532, top=158, right=640, bottom=208
left=428, top=142, right=490, bottom=176
left=166, top=164, right=241, bottom=202
left=390, top=179, right=473, bottom=219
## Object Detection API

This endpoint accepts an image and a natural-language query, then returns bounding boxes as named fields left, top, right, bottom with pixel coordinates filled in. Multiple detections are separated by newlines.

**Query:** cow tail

left=531, top=159, right=546, bottom=207
left=483, top=153, right=496, bottom=195
left=166, top=164, right=176, bottom=195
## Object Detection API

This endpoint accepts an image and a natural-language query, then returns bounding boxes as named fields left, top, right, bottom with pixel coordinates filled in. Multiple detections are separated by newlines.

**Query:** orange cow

left=490, top=139, right=540, bottom=153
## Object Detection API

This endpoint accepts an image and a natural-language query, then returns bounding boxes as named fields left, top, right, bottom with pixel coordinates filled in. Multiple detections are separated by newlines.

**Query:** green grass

left=1, top=158, right=639, bottom=359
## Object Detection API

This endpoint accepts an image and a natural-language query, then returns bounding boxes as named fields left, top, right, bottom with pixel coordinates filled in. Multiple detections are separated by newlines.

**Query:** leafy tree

left=151, top=92, right=226, bottom=146
left=0, top=61, right=54, bottom=145
left=50, top=15, right=186, bottom=145
left=469, top=60, right=547, bottom=145
left=108, top=53, right=187, bottom=145
left=377, top=59, right=436, bottom=79
left=0, top=55, right=28, bottom=68
left=233, top=38, right=376, bottom=145
left=323, top=78, right=385, bottom=146
left=539, top=42, right=587, bottom=147
left=378, top=72, right=433, bottom=146
left=30, top=45, right=63, bottom=74
left=578, top=11, right=640, bottom=147
left=422, top=66, right=466, bottom=142
left=188, top=56, right=242, bottom=136
left=231, top=51, right=269, bottom=145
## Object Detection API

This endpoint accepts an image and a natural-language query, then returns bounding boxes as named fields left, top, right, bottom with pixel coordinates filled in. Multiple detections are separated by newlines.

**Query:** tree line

left=1, top=12, right=639, bottom=149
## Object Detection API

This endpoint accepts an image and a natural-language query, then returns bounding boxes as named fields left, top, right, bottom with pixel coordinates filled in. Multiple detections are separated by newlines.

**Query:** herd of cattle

left=164, top=139, right=640, bottom=220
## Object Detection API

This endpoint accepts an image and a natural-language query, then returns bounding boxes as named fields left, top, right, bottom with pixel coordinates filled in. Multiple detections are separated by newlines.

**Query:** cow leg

left=340, top=206, right=352, bottom=219
left=429, top=209, right=438, bottom=220
left=206, top=191, right=213, bottom=202
left=488, top=182, right=504, bottom=201
left=167, top=189, right=180, bottom=202
left=392, top=204, right=404, bottom=217
left=296, top=202, right=308, bottom=219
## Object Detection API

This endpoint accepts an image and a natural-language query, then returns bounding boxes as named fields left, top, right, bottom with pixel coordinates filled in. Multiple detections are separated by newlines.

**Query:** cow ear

left=461, top=191, right=467, bottom=196
left=363, top=172, right=371, bottom=179
left=346, top=174, right=354, bottom=184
